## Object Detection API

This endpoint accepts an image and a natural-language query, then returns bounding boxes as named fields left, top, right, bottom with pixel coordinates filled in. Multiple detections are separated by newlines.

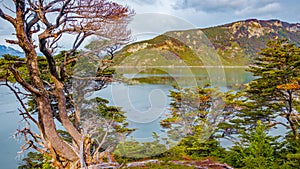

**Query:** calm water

left=0, top=68, right=253, bottom=168
left=0, top=85, right=24, bottom=169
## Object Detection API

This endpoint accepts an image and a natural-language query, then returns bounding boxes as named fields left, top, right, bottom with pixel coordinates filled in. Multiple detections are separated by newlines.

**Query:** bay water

left=0, top=67, right=252, bottom=168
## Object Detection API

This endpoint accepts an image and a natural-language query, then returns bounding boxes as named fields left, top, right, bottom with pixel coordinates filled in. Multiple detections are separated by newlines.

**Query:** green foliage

left=0, top=53, right=73, bottom=83
left=0, top=54, right=28, bottom=82
left=275, top=135, right=300, bottom=168
left=181, top=137, right=226, bottom=159
left=161, top=85, right=223, bottom=134
left=114, top=134, right=167, bottom=161
left=225, top=121, right=280, bottom=169
left=229, top=39, right=300, bottom=135
left=18, top=152, right=54, bottom=169
left=247, top=39, right=300, bottom=106
left=81, top=97, right=134, bottom=146
left=53, top=51, right=78, bottom=78
left=221, top=39, right=300, bottom=168
left=159, top=85, right=227, bottom=160
left=130, top=76, right=177, bottom=85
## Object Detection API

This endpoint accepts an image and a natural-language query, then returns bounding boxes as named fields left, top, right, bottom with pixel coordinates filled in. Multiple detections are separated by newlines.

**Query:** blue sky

left=0, top=0, right=299, bottom=48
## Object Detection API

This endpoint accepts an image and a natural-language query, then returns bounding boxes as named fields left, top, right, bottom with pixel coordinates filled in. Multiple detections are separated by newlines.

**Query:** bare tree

left=0, top=0, right=133, bottom=168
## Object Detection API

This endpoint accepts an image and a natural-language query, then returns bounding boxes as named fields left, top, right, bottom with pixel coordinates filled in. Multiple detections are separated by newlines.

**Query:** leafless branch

left=26, top=13, right=39, bottom=35
left=93, top=124, right=109, bottom=160
left=6, top=39, right=20, bottom=45
left=0, top=8, right=16, bottom=26
left=268, top=121, right=289, bottom=128
left=80, top=131, right=88, bottom=169
left=16, top=127, right=48, bottom=155
left=72, top=75, right=112, bottom=82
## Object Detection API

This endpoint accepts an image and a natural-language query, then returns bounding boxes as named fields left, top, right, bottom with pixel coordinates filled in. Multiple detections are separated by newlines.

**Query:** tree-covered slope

left=115, top=19, right=300, bottom=66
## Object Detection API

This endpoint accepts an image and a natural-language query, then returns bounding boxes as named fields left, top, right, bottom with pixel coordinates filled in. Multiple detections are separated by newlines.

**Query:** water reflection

left=117, top=67, right=252, bottom=89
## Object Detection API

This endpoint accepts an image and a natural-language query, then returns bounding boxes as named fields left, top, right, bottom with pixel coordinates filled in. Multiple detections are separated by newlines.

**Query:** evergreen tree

left=232, top=39, right=300, bottom=139
left=225, top=121, right=280, bottom=169
left=160, top=86, right=226, bottom=159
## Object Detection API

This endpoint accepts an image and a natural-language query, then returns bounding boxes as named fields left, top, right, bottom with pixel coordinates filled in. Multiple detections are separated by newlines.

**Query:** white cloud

left=257, top=2, right=281, bottom=13
left=173, top=0, right=281, bottom=15
left=235, top=2, right=281, bottom=16
left=129, top=13, right=195, bottom=34
left=0, top=22, right=14, bottom=34
left=130, top=0, right=158, bottom=5
left=174, top=0, right=247, bottom=11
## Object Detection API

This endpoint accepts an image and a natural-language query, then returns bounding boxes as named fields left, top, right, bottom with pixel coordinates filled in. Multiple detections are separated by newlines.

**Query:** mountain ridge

left=0, top=45, right=24, bottom=58
left=115, top=19, right=300, bottom=66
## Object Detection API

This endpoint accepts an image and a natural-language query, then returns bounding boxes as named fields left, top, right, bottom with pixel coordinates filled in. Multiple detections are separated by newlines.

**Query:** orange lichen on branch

left=277, top=83, right=300, bottom=90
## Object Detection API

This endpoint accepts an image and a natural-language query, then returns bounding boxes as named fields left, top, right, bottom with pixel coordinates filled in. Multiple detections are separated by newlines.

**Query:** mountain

left=0, top=45, right=24, bottom=57
left=115, top=19, right=300, bottom=66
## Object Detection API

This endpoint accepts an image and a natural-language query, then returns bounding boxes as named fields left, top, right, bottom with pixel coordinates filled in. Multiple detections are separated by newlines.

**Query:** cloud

left=234, top=2, right=281, bottom=16
left=130, top=0, right=158, bottom=5
left=174, top=0, right=246, bottom=12
left=129, top=13, right=195, bottom=36
left=0, top=20, right=14, bottom=35
left=257, top=2, right=281, bottom=13
left=173, top=0, right=281, bottom=15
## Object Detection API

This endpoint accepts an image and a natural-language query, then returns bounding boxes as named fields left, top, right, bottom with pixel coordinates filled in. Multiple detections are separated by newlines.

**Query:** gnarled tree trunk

left=0, top=0, right=133, bottom=168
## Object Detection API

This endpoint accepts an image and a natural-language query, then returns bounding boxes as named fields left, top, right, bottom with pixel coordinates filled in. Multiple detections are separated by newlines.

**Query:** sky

left=116, top=0, right=299, bottom=39
left=0, top=0, right=299, bottom=49
left=120, top=0, right=299, bottom=27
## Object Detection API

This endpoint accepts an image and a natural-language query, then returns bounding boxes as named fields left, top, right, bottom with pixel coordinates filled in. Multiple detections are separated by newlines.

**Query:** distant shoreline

left=113, top=65, right=248, bottom=68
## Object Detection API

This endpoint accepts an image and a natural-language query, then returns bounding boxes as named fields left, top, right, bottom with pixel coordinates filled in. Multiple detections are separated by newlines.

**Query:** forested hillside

left=115, top=19, right=300, bottom=66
